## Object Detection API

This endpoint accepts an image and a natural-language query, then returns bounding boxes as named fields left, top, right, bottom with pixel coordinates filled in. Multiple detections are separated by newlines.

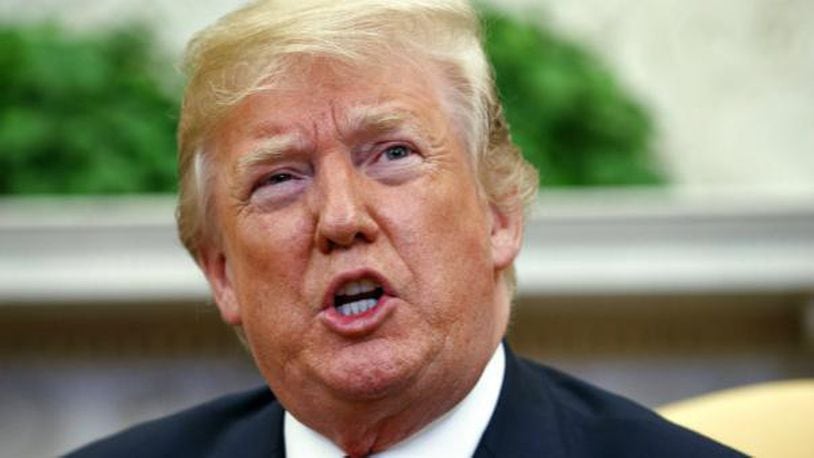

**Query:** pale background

left=2, top=0, right=812, bottom=193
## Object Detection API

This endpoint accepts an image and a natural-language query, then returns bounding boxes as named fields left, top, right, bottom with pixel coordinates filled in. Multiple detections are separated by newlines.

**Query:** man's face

left=201, top=58, right=521, bottom=416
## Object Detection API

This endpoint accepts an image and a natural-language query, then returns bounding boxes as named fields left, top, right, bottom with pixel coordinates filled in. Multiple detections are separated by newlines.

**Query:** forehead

left=215, top=55, right=457, bottom=144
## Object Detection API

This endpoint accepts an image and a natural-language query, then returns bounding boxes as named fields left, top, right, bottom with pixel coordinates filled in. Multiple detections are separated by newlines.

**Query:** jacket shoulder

left=65, top=386, right=283, bottom=458
left=520, top=358, right=747, bottom=457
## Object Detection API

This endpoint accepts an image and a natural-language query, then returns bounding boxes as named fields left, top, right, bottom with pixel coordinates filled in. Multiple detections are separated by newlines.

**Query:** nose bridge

left=320, top=154, right=361, bottom=219
left=313, top=152, right=375, bottom=250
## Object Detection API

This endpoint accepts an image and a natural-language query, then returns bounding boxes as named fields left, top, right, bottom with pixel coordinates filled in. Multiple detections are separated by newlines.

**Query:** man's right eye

left=265, top=172, right=294, bottom=185
left=249, top=169, right=308, bottom=207
left=250, top=171, right=301, bottom=196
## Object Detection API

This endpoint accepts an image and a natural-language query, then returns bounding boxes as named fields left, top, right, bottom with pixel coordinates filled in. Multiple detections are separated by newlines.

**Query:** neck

left=286, top=340, right=507, bottom=458
left=309, top=357, right=486, bottom=456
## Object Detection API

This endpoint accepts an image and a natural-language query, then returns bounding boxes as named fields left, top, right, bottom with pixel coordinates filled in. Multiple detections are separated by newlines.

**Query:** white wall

left=0, top=0, right=244, bottom=54
left=500, top=0, right=814, bottom=193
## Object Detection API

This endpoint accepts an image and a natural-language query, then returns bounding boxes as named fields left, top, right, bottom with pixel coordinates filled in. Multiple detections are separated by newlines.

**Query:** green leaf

left=481, top=8, right=665, bottom=187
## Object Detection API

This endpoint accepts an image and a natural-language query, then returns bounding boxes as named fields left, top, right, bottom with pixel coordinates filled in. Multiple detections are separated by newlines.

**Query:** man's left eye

left=382, top=145, right=412, bottom=161
left=365, top=143, right=422, bottom=183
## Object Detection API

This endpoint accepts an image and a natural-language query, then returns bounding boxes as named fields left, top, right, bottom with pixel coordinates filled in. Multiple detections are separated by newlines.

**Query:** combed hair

left=176, top=0, right=538, bottom=286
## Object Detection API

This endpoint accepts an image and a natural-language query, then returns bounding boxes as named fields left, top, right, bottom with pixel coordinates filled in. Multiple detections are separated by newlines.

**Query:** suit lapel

left=209, top=393, right=287, bottom=458
left=266, top=401, right=287, bottom=458
left=473, top=343, right=568, bottom=458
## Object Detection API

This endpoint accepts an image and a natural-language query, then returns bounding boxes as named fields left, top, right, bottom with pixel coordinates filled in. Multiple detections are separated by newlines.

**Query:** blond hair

left=177, top=0, right=538, bottom=284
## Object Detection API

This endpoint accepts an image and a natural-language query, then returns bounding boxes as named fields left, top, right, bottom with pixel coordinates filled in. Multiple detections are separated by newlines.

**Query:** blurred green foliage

left=0, top=12, right=662, bottom=195
left=483, top=9, right=664, bottom=186
left=0, top=23, right=179, bottom=194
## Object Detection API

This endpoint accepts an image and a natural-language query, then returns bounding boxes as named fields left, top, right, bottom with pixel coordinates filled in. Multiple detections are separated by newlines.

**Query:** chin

left=318, top=339, right=427, bottom=401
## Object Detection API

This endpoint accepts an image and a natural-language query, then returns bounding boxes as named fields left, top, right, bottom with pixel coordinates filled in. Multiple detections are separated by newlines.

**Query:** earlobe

left=489, top=202, right=523, bottom=271
left=198, top=247, right=242, bottom=326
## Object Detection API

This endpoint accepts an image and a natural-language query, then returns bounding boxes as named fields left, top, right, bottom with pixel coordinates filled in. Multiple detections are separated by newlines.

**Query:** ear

left=489, top=202, right=523, bottom=271
left=197, top=245, right=242, bottom=326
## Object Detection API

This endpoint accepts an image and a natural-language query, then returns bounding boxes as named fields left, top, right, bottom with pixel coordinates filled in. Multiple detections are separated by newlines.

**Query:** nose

left=312, top=155, right=378, bottom=253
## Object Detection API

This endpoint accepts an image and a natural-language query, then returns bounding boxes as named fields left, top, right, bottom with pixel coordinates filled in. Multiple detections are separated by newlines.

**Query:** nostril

left=323, top=230, right=373, bottom=253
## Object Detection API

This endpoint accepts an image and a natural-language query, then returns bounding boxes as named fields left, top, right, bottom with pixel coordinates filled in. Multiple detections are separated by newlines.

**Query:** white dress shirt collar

left=284, top=342, right=506, bottom=458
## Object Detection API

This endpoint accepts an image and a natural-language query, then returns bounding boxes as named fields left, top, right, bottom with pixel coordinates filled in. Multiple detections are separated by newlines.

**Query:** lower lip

left=319, top=294, right=397, bottom=337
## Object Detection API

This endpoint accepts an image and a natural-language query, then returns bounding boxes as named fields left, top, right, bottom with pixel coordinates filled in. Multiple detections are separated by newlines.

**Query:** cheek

left=421, top=179, right=490, bottom=255
left=391, top=178, right=493, bottom=299
left=229, top=209, right=314, bottom=307
left=235, top=208, right=311, bottom=264
left=231, top=212, right=315, bottom=362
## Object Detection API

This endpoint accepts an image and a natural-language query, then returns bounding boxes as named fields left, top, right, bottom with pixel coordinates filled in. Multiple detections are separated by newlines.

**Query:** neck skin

left=281, top=283, right=511, bottom=457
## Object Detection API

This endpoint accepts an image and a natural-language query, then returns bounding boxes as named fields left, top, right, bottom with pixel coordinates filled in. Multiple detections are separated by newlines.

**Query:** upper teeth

left=336, top=279, right=379, bottom=297
left=336, top=298, right=377, bottom=317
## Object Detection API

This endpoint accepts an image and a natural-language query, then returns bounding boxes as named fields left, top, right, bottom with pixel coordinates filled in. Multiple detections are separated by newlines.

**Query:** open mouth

left=333, top=279, right=384, bottom=317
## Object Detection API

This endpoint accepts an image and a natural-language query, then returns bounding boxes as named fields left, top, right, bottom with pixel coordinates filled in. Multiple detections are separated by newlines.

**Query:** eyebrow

left=339, top=104, right=423, bottom=141
left=234, top=104, right=430, bottom=178
left=235, top=133, right=306, bottom=177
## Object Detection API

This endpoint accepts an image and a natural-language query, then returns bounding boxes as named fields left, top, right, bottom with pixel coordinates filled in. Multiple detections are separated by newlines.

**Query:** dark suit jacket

left=66, top=345, right=745, bottom=457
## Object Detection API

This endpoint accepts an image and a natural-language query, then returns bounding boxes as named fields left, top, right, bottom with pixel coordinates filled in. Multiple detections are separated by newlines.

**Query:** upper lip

left=322, top=268, right=394, bottom=311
